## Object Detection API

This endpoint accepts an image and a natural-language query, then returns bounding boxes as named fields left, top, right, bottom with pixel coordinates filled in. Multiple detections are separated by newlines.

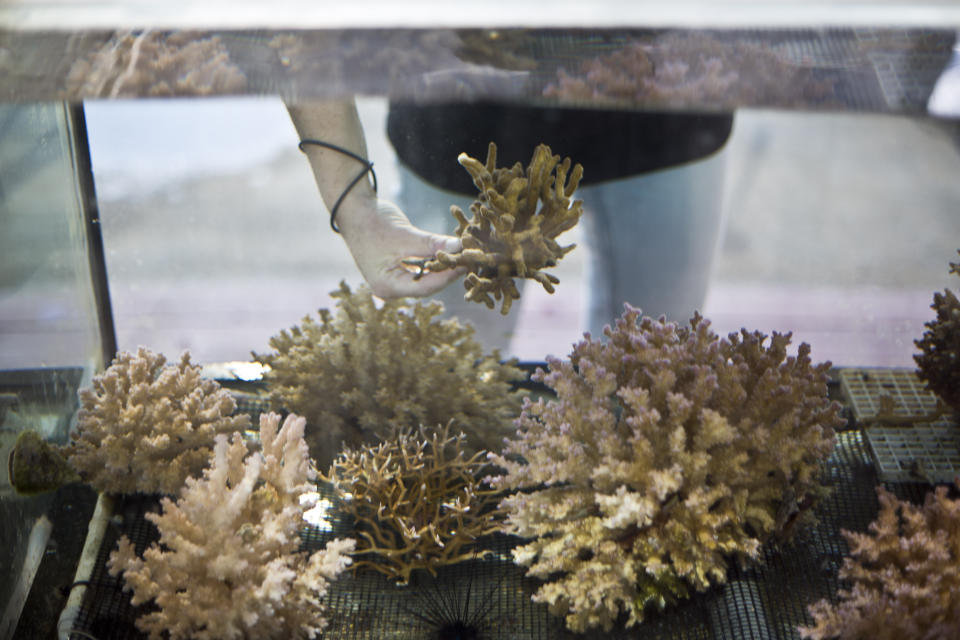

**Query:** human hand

left=338, top=198, right=464, bottom=299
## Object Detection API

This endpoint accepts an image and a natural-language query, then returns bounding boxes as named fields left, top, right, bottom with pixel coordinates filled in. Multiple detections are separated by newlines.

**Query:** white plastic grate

left=839, top=367, right=960, bottom=483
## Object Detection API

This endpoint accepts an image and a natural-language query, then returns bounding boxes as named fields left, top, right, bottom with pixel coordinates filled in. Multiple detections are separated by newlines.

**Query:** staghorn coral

left=67, top=347, right=250, bottom=495
left=488, top=306, right=843, bottom=632
left=254, top=281, right=524, bottom=467
left=914, top=251, right=960, bottom=413
left=408, top=142, right=583, bottom=315
left=322, top=421, right=500, bottom=584
left=65, top=30, right=246, bottom=98
left=799, top=482, right=960, bottom=640
left=108, top=412, right=355, bottom=640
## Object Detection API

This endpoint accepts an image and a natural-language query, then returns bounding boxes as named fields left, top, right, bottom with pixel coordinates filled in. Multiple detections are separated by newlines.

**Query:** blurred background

left=47, top=97, right=960, bottom=367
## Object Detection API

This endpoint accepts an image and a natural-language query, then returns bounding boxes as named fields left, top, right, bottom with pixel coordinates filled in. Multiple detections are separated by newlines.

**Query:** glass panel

left=0, top=102, right=104, bottom=636
left=1, top=28, right=957, bottom=114
left=84, top=95, right=960, bottom=366
left=85, top=96, right=361, bottom=363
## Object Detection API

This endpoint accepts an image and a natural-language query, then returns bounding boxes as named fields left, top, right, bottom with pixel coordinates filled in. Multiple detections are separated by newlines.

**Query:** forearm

left=285, top=98, right=378, bottom=237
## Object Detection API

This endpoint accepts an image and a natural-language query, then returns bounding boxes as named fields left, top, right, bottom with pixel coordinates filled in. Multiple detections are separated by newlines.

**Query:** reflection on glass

left=0, top=103, right=103, bottom=636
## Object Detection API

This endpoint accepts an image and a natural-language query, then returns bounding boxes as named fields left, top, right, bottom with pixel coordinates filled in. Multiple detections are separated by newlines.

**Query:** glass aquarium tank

left=2, top=2, right=960, bottom=639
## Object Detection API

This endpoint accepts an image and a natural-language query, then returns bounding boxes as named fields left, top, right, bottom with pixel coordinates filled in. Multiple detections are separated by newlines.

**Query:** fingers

left=370, top=266, right=462, bottom=299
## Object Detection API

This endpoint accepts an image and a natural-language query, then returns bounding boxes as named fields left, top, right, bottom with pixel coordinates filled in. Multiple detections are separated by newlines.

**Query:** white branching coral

left=255, top=281, right=525, bottom=467
left=67, top=347, right=250, bottom=495
left=108, top=412, right=355, bottom=640
left=488, top=306, right=843, bottom=632
left=322, top=421, right=501, bottom=584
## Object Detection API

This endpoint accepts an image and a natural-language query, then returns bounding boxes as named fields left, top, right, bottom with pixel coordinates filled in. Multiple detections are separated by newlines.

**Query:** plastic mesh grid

left=839, top=368, right=960, bottom=483
left=64, top=379, right=944, bottom=640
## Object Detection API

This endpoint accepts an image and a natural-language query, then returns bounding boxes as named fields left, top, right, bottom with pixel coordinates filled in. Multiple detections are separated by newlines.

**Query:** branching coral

left=322, top=421, right=501, bottom=584
left=487, top=306, right=843, bottom=632
left=254, top=281, right=524, bottom=467
left=67, top=347, right=250, bottom=495
left=65, top=30, right=246, bottom=98
left=799, top=482, right=960, bottom=640
left=408, top=142, right=583, bottom=315
left=914, top=251, right=960, bottom=413
left=108, top=412, right=355, bottom=640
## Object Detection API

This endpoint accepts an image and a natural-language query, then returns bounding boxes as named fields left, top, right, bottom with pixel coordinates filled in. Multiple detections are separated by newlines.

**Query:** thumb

left=430, top=233, right=461, bottom=255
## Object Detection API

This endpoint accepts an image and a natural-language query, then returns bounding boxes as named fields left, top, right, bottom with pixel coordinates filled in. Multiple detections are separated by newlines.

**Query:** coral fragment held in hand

left=410, top=142, right=583, bottom=315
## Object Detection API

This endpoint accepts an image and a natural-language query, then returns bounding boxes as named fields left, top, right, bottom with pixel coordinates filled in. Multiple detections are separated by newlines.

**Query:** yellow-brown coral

left=322, top=422, right=501, bottom=584
left=411, top=142, right=583, bottom=315
left=800, top=482, right=960, bottom=640
left=254, top=282, right=524, bottom=467
left=488, top=306, right=843, bottom=632
left=67, top=347, right=250, bottom=495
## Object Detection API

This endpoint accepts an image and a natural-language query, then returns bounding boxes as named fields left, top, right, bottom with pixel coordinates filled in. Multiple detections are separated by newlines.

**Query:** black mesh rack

left=65, top=369, right=957, bottom=640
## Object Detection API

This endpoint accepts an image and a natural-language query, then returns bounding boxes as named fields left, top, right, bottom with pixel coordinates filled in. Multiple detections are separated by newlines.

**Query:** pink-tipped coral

left=488, top=306, right=842, bottom=632
left=800, top=482, right=960, bottom=640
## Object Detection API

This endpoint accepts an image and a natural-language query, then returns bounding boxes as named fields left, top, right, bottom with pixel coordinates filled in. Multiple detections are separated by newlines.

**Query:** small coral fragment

left=799, top=482, right=960, bottom=640
left=108, top=412, right=355, bottom=640
left=914, top=250, right=960, bottom=413
left=67, top=347, right=250, bottom=495
left=254, top=282, right=524, bottom=467
left=323, top=421, right=501, bottom=584
left=488, top=306, right=843, bottom=632
left=409, top=142, right=583, bottom=315
left=10, top=431, right=80, bottom=495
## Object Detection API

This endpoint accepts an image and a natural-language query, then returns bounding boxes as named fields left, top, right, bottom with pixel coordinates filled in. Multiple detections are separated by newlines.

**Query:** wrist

left=335, top=195, right=381, bottom=239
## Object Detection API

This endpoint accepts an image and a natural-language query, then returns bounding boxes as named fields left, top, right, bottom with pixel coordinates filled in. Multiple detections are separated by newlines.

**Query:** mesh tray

left=64, top=430, right=893, bottom=640
left=62, top=369, right=960, bottom=639
left=839, top=367, right=960, bottom=483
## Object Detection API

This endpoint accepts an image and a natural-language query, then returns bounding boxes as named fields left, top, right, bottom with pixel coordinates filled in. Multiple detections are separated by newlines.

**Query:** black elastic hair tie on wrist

left=298, top=139, right=378, bottom=233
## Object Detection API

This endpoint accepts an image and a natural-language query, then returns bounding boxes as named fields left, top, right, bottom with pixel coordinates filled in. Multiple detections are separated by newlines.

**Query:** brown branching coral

left=67, top=347, right=250, bottom=495
left=108, top=412, right=355, bottom=640
left=65, top=30, right=246, bottom=98
left=408, top=142, right=583, bottom=315
left=914, top=251, right=960, bottom=413
left=254, top=282, right=525, bottom=467
left=322, top=421, right=501, bottom=584
left=488, top=306, right=843, bottom=632
left=799, top=482, right=960, bottom=640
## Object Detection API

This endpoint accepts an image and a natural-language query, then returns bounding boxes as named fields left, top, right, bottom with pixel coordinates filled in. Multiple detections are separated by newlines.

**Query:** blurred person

left=287, top=98, right=732, bottom=350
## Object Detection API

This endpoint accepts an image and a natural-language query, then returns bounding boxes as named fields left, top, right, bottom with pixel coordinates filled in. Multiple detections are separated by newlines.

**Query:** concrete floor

left=4, top=98, right=960, bottom=369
